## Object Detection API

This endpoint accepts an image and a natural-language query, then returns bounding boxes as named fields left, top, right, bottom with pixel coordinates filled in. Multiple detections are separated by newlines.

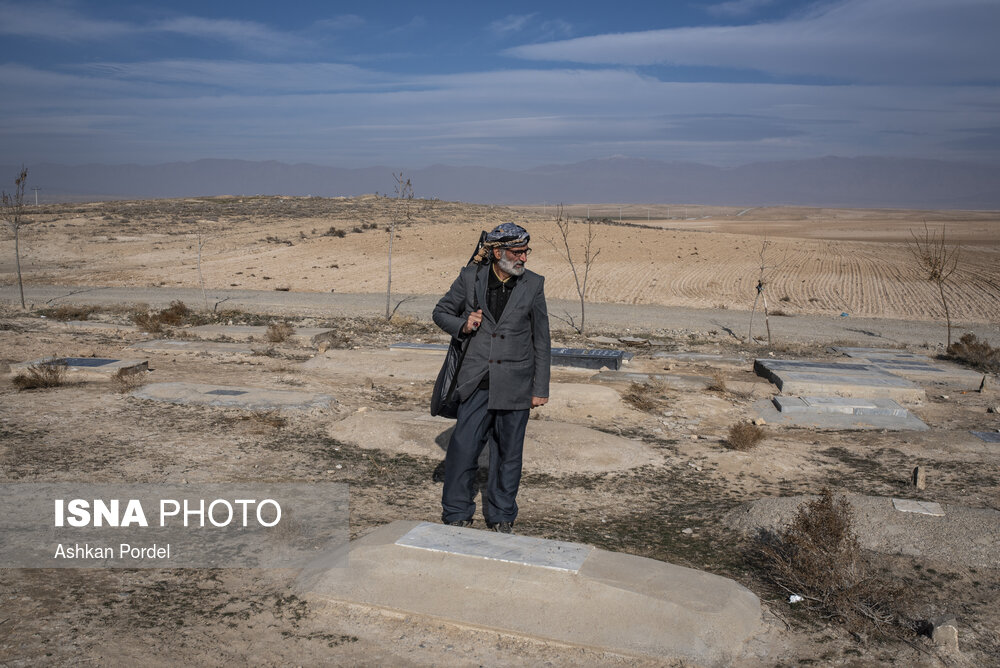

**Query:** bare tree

left=908, top=221, right=960, bottom=348
left=545, top=204, right=600, bottom=334
left=1, top=166, right=30, bottom=309
left=386, top=172, right=414, bottom=319
left=747, top=236, right=786, bottom=346
left=196, top=223, right=208, bottom=311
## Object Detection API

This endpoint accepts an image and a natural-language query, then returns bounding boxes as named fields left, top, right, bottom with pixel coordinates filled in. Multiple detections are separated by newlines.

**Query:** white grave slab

left=892, top=499, right=945, bottom=516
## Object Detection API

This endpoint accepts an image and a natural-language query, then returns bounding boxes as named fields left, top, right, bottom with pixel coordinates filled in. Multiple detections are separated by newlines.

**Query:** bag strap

left=444, top=268, right=482, bottom=402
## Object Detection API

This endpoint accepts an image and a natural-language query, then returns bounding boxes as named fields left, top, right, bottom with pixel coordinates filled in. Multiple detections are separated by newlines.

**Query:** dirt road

left=4, top=283, right=998, bottom=349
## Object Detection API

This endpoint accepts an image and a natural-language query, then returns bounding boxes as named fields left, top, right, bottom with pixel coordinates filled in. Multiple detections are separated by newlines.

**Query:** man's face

left=495, top=246, right=529, bottom=277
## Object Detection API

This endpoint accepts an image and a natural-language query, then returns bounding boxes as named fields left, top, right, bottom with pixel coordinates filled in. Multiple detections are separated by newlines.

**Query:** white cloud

left=0, top=2, right=305, bottom=54
left=506, top=0, right=1000, bottom=84
left=0, top=1, right=134, bottom=40
left=489, top=14, right=537, bottom=36
left=706, top=0, right=779, bottom=19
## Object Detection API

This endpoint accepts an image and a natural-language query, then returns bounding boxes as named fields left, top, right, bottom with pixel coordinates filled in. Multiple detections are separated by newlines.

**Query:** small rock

left=912, top=465, right=927, bottom=490
left=923, top=615, right=959, bottom=653
left=940, top=395, right=950, bottom=400
left=752, top=417, right=766, bottom=426
left=689, top=434, right=699, bottom=441
left=987, top=406, right=1000, bottom=414
left=335, top=464, right=342, bottom=470
left=682, top=528, right=694, bottom=534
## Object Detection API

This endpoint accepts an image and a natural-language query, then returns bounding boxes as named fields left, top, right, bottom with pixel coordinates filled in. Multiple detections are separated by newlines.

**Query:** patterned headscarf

left=473, top=222, right=530, bottom=263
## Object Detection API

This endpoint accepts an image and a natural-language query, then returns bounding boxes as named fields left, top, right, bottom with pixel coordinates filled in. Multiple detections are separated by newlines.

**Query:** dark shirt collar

left=488, top=263, right=519, bottom=289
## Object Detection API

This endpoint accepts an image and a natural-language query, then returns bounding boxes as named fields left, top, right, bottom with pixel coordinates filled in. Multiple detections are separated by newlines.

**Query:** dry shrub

left=12, top=362, right=66, bottom=390
left=948, top=332, right=1000, bottom=373
left=266, top=321, right=295, bottom=343
left=246, top=410, right=287, bottom=432
left=51, top=304, right=96, bottom=321
left=726, top=422, right=765, bottom=451
left=707, top=371, right=728, bottom=394
left=622, top=381, right=665, bottom=412
left=158, top=300, right=191, bottom=326
left=132, top=310, right=164, bottom=333
left=751, top=489, right=909, bottom=636
left=110, top=368, right=147, bottom=394
left=132, top=301, right=191, bottom=332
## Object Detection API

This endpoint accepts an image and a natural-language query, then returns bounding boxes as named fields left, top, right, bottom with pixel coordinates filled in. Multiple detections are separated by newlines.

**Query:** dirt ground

left=1, top=197, right=999, bottom=666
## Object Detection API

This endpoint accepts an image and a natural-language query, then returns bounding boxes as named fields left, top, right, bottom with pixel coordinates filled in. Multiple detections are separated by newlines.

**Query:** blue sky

left=2, top=0, right=999, bottom=168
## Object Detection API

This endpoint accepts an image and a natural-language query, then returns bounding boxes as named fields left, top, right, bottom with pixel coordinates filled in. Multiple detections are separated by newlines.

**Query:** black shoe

left=445, top=519, right=473, bottom=528
left=487, top=521, right=514, bottom=534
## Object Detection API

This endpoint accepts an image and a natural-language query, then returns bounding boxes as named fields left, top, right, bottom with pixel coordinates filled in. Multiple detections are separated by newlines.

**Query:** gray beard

left=497, top=254, right=525, bottom=277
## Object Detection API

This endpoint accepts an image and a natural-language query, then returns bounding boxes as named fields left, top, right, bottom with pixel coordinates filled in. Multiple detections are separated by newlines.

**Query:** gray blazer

left=433, top=263, right=551, bottom=410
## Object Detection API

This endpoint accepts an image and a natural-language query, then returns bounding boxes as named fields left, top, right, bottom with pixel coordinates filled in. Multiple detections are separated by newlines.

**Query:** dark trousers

left=441, top=387, right=529, bottom=524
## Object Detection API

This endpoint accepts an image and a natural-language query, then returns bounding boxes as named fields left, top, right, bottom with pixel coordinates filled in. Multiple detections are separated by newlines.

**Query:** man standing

left=433, top=223, right=550, bottom=533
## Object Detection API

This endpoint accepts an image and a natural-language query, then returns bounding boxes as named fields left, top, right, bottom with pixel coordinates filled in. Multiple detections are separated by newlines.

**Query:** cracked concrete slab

left=183, top=324, right=335, bottom=347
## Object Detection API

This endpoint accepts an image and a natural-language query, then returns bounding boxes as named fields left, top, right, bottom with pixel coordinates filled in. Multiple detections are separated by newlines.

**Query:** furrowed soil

left=1, top=196, right=999, bottom=666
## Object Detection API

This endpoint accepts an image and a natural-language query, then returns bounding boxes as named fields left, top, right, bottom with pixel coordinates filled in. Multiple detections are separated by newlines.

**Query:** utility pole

left=31, top=187, right=39, bottom=206
left=619, top=206, right=622, bottom=223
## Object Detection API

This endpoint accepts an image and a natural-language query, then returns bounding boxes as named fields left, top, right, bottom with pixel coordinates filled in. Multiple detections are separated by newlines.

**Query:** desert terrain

left=1, top=196, right=999, bottom=666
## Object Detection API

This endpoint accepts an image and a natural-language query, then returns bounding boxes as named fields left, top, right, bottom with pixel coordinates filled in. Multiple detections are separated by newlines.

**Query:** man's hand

left=531, top=396, right=548, bottom=409
left=462, top=309, right=483, bottom=334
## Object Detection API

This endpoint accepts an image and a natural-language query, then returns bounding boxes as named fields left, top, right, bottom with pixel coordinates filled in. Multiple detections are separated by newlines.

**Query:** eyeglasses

left=505, top=247, right=531, bottom=258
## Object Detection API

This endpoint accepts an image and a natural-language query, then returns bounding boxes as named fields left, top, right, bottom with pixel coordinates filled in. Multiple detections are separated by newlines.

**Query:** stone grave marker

left=297, top=520, right=764, bottom=665
left=131, top=382, right=332, bottom=411
left=10, top=356, right=148, bottom=381
left=754, top=358, right=925, bottom=402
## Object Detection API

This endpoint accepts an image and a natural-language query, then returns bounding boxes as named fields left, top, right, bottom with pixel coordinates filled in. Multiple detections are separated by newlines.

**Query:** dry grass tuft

left=51, top=304, right=97, bottom=321
left=12, top=362, right=67, bottom=390
left=622, top=381, right=666, bottom=412
left=706, top=371, right=728, bottom=394
left=266, top=321, right=295, bottom=343
left=948, top=332, right=1000, bottom=373
left=725, top=421, right=766, bottom=450
left=110, top=368, right=147, bottom=394
left=132, top=300, right=192, bottom=332
left=245, top=410, right=288, bottom=432
left=749, top=489, right=911, bottom=637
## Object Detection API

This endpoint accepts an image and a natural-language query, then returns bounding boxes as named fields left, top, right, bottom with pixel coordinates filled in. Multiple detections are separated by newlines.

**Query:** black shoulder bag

left=430, top=234, right=487, bottom=419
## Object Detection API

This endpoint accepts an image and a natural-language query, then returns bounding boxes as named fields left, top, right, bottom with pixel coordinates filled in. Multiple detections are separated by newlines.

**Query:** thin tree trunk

left=748, top=291, right=760, bottom=342
left=385, top=223, right=394, bottom=319
left=762, top=292, right=772, bottom=346
left=938, top=281, right=952, bottom=348
left=14, top=227, right=25, bottom=309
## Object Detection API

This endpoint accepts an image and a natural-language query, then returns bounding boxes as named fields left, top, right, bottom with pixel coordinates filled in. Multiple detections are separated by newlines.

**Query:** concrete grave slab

left=892, top=498, right=945, bottom=516
left=130, top=339, right=257, bottom=355
left=542, top=383, right=638, bottom=421
left=304, top=349, right=443, bottom=382
left=10, top=356, right=148, bottom=381
left=49, top=320, right=139, bottom=335
left=971, top=430, right=1000, bottom=443
left=328, top=410, right=660, bottom=474
left=183, top=324, right=335, bottom=347
left=131, top=382, right=333, bottom=412
left=591, top=370, right=712, bottom=391
left=389, top=343, right=633, bottom=370
left=754, top=358, right=926, bottom=403
left=297, top=520, right=764, bottom=666
left=753, top=398, right=928, bottom=431
left=774, top=396, right=911, bottom=417
left=832, top=347, right=984, bottom=388
left=726, top=494, right=1000, bottom=569
left=653, top=351, right=748, bottom=366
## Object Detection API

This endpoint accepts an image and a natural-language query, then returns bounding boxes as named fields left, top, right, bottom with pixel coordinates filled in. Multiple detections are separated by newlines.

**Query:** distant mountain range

left=4, top=156, right=999, bottom=209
